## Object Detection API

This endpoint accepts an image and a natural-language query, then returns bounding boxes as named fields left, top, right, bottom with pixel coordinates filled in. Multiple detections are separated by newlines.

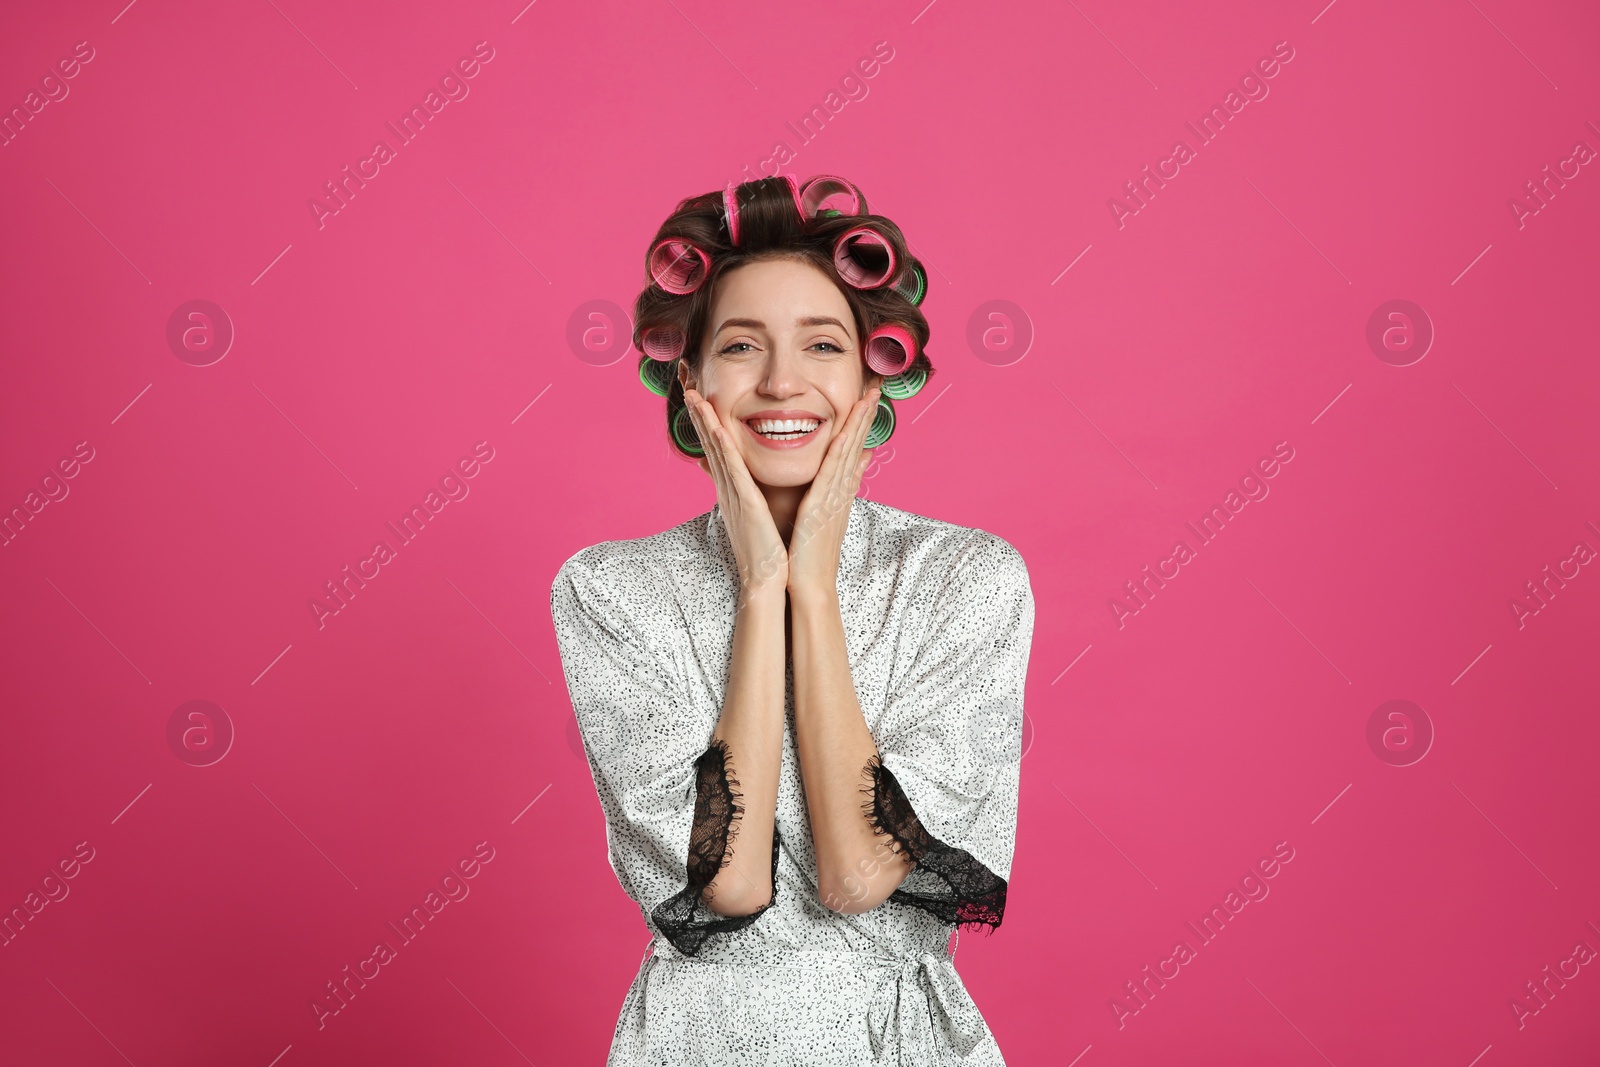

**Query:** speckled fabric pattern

left=550, top=496, right=1036, bottom=1065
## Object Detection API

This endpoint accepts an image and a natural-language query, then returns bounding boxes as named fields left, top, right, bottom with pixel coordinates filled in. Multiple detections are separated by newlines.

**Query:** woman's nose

left=757, top=347, right=803, bottom=395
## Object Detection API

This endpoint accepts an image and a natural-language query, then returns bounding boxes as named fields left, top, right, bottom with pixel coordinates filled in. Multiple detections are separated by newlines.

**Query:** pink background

left=3, top=0, right=1598, bottom=1063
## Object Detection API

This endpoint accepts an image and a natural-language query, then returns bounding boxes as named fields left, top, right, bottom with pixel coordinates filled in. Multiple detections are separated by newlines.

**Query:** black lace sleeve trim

left=651, top=737, right=779, bottom=957
left=859, top=752, right=1008, bottom=932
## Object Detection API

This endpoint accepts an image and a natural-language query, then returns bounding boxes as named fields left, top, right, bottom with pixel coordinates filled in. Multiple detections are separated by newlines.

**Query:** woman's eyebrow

left=713, top=315, right=850, bottom=333
left=713, top=317, right=765, bottom=333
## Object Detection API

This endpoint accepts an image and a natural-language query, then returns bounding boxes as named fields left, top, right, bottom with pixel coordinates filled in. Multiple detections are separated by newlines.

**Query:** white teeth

left=751, top=418, right=819, bottom=436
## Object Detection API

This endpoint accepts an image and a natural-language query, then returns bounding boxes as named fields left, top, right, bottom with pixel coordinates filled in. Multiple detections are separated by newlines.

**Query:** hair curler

left=649, top=238, right=710, bottom=294
left=780, top=172, right=804, bottom=222
left=863, top=395, right=896, bottom=449
left=723, top=175, right=804, bottom=247
left=863, top=324, right=917, bottom=376
left=799, top=175, right=867, bottom=218
left=640, top=324, right=685, bottom=362
left=670, top=403, right=705, bottom=456
left=891, top=263, right=926, bottom=306
left=833, top=226, right=897, bottom=289
left=638, top=353, right=678, bottom=397
left=721, top=184, right=742, bottom=247
left=880, top=363, right=928, bottom=401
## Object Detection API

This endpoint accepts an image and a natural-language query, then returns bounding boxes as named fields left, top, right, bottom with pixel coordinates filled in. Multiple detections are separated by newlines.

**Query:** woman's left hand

left=786, top=387, right=879, bottom=600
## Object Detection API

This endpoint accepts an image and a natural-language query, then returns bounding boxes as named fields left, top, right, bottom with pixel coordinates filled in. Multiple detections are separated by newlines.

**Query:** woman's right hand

left=683, top=388, right=789, bottom=601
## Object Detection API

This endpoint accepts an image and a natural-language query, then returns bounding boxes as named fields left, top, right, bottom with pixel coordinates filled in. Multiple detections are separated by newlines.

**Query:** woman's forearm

left=702, top=582, right=787, bottom=916
left=789, top=585, right=914, bottom=913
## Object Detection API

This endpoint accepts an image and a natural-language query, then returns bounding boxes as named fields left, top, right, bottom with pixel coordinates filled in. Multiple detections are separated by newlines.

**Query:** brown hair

left=630, top=175, right=935, bottom=458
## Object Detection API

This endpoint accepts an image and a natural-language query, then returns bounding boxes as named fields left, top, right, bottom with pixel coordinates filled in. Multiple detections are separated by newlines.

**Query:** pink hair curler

left=640, top=324, right=685, bottom=362
left=864, top=324, right=917, bottom=376
left=723, top=175, right=804, bottom=246
left=649, top=238, right=710, bottom=294
left=722, top=184, right=742, bottom=247
left=833, top=226, right=897, bottom=289
left=778, top=172, right=803, bottom=222
left=799, top=175, right=866, bottom=218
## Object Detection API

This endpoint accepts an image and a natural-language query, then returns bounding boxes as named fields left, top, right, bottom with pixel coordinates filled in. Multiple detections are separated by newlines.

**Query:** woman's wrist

left=735, top=575, right=788, bottom=614
left=786, top=578, right=840, bottom=612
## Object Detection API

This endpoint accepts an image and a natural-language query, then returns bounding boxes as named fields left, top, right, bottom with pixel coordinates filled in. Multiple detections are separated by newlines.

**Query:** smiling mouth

left=746, top=418, right=822, bottom=440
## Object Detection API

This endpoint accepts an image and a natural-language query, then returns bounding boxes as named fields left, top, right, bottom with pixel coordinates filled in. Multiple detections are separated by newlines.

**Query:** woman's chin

left=743, top=455, right=823, bottom=488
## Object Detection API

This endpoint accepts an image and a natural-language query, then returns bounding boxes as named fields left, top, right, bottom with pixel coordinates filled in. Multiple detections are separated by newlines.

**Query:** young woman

left=551, top=173, right=1035, bottom=1064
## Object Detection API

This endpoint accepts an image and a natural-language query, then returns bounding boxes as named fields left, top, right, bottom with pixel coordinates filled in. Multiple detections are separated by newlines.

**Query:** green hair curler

left=670, top=402, right=704, bottom=456
left=891, top=263, right=926, bottom=306
left=880, top=364, right=927, bottom=401
left=639, top=354, right=678, bottom=397
left=863, top=395, right=896, bottom=449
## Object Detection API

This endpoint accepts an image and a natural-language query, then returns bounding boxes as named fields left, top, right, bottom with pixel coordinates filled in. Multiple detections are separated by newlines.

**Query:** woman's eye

left=717, top=340, right=843, bottom=355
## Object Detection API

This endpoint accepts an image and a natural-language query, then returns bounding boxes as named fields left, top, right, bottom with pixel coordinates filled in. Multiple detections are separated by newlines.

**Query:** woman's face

left=679, top=256, right=882, bottom=488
